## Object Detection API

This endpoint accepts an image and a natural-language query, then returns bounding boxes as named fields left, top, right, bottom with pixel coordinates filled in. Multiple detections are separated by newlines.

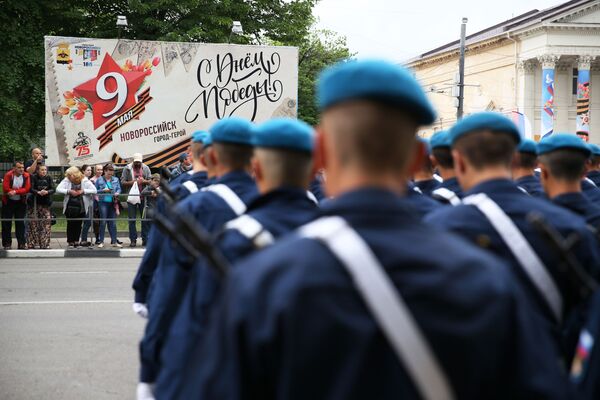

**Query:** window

left=573, top=68, right=578, bottom=95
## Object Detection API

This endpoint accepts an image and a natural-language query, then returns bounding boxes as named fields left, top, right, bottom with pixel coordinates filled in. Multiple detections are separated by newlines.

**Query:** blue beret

left=449, top=112, right=521, bottom=145
left=518, top=138, right=537, bottom=154
left=178, top=152, right=188, bottom=162
left=588, top=143, right=600, bottom=156
left=317, top=60, right=436, bottom=125
left=429, top=130, right=451, bottom=149
left=210, top=117, right=254, bottom=146
left=537, top=133, right=591, bottom=157
left=253, top=118, right=314, bottom=153
left=203, top=133, right=213, bottom=148
left=191, top=130, right=209, bottom=143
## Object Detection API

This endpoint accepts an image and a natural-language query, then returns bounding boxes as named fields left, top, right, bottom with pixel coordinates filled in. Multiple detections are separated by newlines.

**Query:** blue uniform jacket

left=180, top=188, right=569, bottom=400
left=425, top=179, right=600, bottom=352
left=515, top=175, right=545, bottom=198
left=587, top=171, right=600, bottom=187
left=309, top=175, right=326, bottom=202
left=138, top=171, right=257, bottom=383
left=439, top=176, right=464, bottom=198
left=414, top=178, right=441, bottom=197
left=552, top=192, right=600, bottom=230
left=582, top=179, right=600, bottom=204
left=571, top=290, right=600, bottom=400
left=155, top=187, right=320, bottom=399
left=405, top=182, right=443, bottom=217
left=132, top=171, right=208, bottom=304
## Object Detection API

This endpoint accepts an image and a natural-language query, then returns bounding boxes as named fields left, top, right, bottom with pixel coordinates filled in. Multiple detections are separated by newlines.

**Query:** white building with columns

left=407, top=0, right=600, bottom=142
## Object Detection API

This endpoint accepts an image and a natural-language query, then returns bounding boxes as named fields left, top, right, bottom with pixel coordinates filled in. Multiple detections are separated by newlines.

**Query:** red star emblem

left=74, top=54, right=146, bottom=130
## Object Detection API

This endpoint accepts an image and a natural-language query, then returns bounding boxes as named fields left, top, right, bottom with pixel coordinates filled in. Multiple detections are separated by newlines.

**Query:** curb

left=0, top=249, right=145, bottom=258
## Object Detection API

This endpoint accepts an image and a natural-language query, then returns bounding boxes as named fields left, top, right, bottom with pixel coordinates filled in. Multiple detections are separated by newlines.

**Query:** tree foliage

left=0, top=0, right=350, bottom=160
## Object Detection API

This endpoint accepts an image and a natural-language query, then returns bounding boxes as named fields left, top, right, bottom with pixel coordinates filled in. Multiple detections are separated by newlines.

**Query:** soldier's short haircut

left=323, top=100, right=418, bottom=174
left=255, top=148, right=313, bottom=188
left=538, top=149, right=587, bottom=182
left=453, top=130, right=518, bottom=169
left=431, top=148, right=454, bottom=169
left=191, top=142, right=204, bottom=161
left=516, top=152, right=538, bottom=169
left=590, top=155, right=600, bottom=168
left=213, top=142, right=253, bottom=170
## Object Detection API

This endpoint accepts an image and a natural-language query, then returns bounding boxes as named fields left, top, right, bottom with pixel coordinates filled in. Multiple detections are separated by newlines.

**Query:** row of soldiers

left=130, top=59, right=600, bottom=399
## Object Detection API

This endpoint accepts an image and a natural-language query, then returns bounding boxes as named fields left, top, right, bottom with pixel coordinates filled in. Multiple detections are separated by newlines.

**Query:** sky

left=313, top=0, right=564, bottom=62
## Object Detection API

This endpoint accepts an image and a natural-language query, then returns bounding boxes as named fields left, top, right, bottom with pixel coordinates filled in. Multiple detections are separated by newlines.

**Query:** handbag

left=127, top=181, right=141, bottom=205
left=65, top=195, right=84, bottom=218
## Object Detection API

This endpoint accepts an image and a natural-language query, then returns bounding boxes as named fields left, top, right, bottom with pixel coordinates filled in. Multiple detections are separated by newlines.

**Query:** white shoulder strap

left=432, top=187, right=461, bottom=206
left=300, top=217, right=454, bottom=400
left=225, top=214, right=274, bottom=249
left=584, top=177, right=597, bottom=187
left=306, top=190, right=319, bottom=205
left=412, top=185, right=423, bottom=194
left=202, top=184, right=247, bottom=216
left=463, top=193, right=562, bottom=321
left=433, top=174, right=443, bottom=183
left=517, top=186, right=530, bottom=195
left=182, top=180, right=199, bottom=194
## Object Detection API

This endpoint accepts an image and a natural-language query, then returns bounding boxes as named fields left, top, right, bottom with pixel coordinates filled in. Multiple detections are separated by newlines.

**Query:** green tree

left=297, top=30, right=352, bottom=126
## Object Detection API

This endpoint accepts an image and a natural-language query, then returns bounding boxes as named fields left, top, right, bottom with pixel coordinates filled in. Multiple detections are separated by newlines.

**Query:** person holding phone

left=95, top=163, right=122, bottom=248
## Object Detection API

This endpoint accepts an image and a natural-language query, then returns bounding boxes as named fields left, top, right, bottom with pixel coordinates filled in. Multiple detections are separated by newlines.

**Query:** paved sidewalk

left=0, top=236, right=145, bottom=258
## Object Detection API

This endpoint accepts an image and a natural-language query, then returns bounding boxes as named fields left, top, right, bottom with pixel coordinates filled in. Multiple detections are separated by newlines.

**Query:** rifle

left=527, top=212, right=599, bottom=303
left=147, top=167, right=230, bottom=278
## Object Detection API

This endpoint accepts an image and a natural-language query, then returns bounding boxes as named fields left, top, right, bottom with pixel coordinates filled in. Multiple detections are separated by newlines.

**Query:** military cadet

left=428, top=130, right=463, bottom=205
left=131, top=131, right=211, bottom=320
left=586, top=144, right=600, bottom=186
left=136, top=118, right=258, bottom=400
left=512, top=138, right=545, bottom=197
left=155, top=118, right=320, bottom=399
left=183, top=60, right=570, bottom=400
left=413, top=138, right=441, bottom=196
left=405, top=139, right=443, bottom=217
left=581, top=153, right=600, bottom=203
left=537, top=133, right=600, bottom=230
left=425, top=112, right=600, bottom=361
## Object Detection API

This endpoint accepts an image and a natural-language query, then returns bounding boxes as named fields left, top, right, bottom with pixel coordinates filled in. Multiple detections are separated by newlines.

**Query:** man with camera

left=24, top=148, right=46, bottom=176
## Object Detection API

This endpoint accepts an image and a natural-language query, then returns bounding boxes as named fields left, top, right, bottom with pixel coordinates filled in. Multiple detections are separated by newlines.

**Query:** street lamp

left=228, top=21, right=243, bottom=43
left=116, top=15, right=128, bottom=39
left=457, top=17, right=468, bottom=120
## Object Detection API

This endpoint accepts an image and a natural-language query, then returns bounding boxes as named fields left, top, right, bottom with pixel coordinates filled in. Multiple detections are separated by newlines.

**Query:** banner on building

left=576, top=69, right=591, bottom=138
left=540, top=68, right=555, bottom=139
left=45, top=36, right=298, bottom=167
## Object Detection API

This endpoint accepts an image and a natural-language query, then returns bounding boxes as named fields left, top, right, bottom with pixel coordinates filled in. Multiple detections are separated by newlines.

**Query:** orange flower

left=63, top=91, right=74, bottom=99
left=65, top=98, right=76, bottom=107
left=77, top=102, right=88, bottom=111
left=57, top=106, right=69, bottom=116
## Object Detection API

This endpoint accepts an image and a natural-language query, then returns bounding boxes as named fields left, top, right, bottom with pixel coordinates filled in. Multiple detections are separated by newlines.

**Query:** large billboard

left=45, top=36, right=298, bottom=167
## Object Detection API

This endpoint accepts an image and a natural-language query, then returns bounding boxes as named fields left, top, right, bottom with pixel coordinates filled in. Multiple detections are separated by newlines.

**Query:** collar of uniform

left=552, top=192, right=589, bottom=214
left=515, top=175, right=538, bottom=184
left=215, top=170, right=254, bottom=185
left=320, top=187, right=418, bottom=220
left=465, top=178, right=522, bottom=197
left=246, top=187, right=315, bottom=212
left=587, top=170, right=600, bottom=179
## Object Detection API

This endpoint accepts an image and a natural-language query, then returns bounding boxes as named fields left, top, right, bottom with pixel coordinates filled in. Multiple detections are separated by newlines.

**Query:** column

left=537, top=54, right=559, bottom=139
left=517, top=60, right=536, bottom=139
left=576, top=55, right=594, bottom=141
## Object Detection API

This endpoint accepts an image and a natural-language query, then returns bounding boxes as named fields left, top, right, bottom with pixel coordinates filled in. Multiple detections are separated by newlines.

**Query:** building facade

left=407, top=0, right=600, bottom=142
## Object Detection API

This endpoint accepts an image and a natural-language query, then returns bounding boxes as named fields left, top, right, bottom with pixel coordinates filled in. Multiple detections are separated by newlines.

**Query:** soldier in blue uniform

left=537, top=133, right=600, bottom=230
left=413, top=138, right=441, bottom=196
left=586, top=144, right=600, bottom=186
left=512, top=138, right=545, bottom=197
left=425, top=112, right=600, bottom=362
left=155, top=118, right=320, bottom=399
left=132, top=131, right=211, bottom=320
left=136, top=118, right=258, bottom=400
left=429, top=130, right=463, bottom=205
left=182, top=61, right=570, bottom=400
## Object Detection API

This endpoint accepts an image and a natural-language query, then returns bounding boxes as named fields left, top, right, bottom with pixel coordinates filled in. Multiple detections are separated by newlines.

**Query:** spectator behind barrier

left=27, top=165, right=55, bottom=249
left=2, top=161, right=31, bottom=249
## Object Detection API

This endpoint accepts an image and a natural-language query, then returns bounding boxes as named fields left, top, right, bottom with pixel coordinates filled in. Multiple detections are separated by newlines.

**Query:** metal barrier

left=0, top=192, right=157, bottom=223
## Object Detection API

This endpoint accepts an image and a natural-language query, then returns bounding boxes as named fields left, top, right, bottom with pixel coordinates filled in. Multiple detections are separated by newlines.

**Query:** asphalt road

left=0, top=258, right=145, bottom=400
